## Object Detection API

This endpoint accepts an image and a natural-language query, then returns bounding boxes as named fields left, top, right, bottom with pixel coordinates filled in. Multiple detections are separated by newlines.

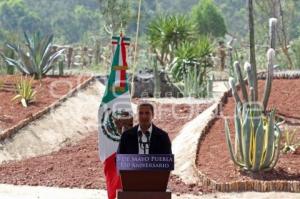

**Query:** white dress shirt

left=137, top=124, right=152, bottom=154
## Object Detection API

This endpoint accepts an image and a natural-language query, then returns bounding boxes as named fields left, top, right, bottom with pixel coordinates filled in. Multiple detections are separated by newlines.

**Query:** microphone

left=138, top=130, right=150, bottom=154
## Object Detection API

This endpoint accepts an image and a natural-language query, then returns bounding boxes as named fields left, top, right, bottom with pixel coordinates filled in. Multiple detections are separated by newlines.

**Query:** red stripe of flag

left=121, top=39, right=127, bottom=67
left=103, top=153, right=122, bottom=199
left=120, top=70, right=126, bottom=88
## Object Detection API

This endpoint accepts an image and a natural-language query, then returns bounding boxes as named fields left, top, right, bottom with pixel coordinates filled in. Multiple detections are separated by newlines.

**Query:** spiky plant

left=12, top=77, right=36, bottom=108
left=2, top=45, right=15, bottom=75
left=169, top=36, right=213, bottom=98
left=281, top=128, right=300, bottom=154
left=182, top=63, right=207, bottom=98
left=170, top=36, right=212, bottom=82
left=147, top=14, right=194, bottom=66
left=1, top=32, right=64, bottom=79
left=225, top=18, right=281, bottom=172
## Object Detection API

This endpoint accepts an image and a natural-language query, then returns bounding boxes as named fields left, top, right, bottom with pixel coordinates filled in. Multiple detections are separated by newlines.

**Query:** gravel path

left=0, top=184, right=299, bottom=199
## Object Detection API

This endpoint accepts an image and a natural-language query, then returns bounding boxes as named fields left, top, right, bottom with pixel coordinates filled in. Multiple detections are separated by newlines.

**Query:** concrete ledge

left=171, top=102, right=222, bottom=184
left=171, top=82, right=230, bottom=185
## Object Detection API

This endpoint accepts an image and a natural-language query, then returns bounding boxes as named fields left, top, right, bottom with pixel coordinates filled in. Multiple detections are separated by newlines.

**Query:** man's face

left=138, top=106, right=153, bottom=126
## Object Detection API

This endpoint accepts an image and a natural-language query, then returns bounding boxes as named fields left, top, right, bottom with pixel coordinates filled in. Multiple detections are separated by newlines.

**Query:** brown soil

left=147, top=102, right=211, bottom=141
left=0, top=75, right=91, bottom=131
left=266, top=79, right=300, bottom=120
left=197, top=79, right=300, bottom=183
left=0, top=102, right=213, bottom=195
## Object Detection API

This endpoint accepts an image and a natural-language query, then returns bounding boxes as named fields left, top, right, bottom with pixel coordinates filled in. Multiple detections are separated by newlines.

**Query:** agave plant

left=225, top=103, right=281, bottom=171
left=225, top=18, right=281, bottom=172
left=12, top=77, right=36, bottom=108
left=2, top=44, right=16, bottom=75
left=1, top=32, right=64, bottom=79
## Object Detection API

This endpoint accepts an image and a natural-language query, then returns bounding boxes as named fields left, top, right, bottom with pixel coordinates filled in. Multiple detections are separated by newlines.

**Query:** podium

left=116, top=154, right=174, bottom=199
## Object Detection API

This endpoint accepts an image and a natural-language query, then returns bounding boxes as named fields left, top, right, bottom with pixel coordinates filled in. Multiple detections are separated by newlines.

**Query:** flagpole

left=131, top=0, right=142, bottom=97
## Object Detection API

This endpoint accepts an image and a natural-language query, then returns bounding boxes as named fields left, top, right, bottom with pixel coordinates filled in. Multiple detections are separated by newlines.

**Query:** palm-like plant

left=168, top=36, right=213, bottom=98
left=170, top=36, right=213, bottom=82
left=1, top=32, right=64, bottom=79
left=147, top=15, right=194, bottom=66
left=170, top=42, right=197, bottom=82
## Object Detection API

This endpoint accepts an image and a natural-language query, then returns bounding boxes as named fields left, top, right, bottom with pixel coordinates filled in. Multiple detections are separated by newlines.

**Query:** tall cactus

left=225, top=18, right=281, bottom=172
left=232, top=49, right=275, bottom=111
left=248, top=0, right=257, bottom=101
left=269, top=18, right=277, bottom=49
left=58, top=60, right=64, bottom=76
left=262, top=49, right=275, bottom=112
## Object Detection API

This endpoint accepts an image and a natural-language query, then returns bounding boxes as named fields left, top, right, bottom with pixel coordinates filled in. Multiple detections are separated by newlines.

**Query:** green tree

left=0, top=0, right=43, bottom=33
left=192, top=0, right=227, bottom=37
left=22, top=0, right=104, bottom=44
left=214, top=0, right=247, bottom=38
left=98, top=0, right=131, bottom=35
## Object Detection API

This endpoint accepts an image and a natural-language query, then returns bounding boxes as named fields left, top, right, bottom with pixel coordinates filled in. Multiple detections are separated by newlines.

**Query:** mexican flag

left=98, top=33, right=133, bottom=199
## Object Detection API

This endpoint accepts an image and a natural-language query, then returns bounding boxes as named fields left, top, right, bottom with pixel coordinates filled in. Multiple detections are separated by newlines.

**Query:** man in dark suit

left=117, top=102, right=172, bottom=154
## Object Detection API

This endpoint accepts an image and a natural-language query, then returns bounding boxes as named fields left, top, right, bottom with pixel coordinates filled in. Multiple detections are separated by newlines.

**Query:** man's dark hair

left=138, top=102, right=154, bottom=114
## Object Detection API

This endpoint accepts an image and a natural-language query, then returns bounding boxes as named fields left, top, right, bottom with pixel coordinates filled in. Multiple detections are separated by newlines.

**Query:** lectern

left=116, top=154, right=174, bottom=199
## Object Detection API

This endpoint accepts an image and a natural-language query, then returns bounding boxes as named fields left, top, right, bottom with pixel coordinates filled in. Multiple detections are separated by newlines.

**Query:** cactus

left=232, top=49, right=275, bottom=111
left=95, top=41, right=100, bottom=65
left=269, top=18, right=277, bottom=49
left=58, top=60, right=64, bottom=76
left=67, top=47, right=73, bottom=69
left=234, top=62, right=248, bottom=102
left=225, top=105, right=281, bottom=171
left=153, top=54, right=160, bottom=98
left=225, top=18, right=281, bottom=172
left=262, top=49, right=275, bottom=112
left=207, top=75, right=213, bottom=98
left=181, top=63, right=207, bottom=98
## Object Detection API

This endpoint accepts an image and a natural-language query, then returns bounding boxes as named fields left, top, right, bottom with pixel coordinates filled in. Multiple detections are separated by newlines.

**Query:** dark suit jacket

left=117, top=124, right=172, bottom=154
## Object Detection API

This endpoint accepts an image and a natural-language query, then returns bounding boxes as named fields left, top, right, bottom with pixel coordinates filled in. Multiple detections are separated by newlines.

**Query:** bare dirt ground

left=197, top=79, right=300, bottom=184
left=0, top=80, right=104, bottom=163
left=0, top=75, right=90, bottom=132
